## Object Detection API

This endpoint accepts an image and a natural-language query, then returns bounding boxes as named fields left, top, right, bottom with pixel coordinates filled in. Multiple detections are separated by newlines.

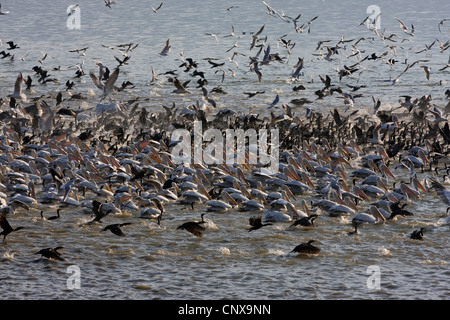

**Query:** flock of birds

left=0, top=1, right=449, bottom=262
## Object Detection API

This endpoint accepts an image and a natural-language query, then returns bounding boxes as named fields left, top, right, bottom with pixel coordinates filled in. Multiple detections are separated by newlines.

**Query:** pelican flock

left=0, top=1, right=449, bottom=283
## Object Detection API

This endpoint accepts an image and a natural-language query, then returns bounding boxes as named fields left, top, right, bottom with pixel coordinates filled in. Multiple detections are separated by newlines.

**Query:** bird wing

left=89, top=71, right=104, bottom=90
left=13, top=73, right=23, bottom=95
left=103, top=67, right=120, bottom=94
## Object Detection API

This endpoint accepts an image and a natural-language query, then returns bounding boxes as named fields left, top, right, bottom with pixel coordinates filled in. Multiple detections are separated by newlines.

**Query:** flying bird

left=152, top=2, right=163, bottom=13
left=160, top=39, right=171, bottom=56
left=36, top=247, right=65, bottom=261
left=0, top=214, right=24, bottom=242
left=100, top=223, right=132, bottom=236
left=8, top=73, right=27, bottom=102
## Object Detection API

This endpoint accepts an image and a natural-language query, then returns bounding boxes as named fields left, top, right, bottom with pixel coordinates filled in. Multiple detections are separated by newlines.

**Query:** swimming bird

left=247, top=215, right=272, bottom=232
left=410, top=228, right=425, bottom=240
left=0, top=214, right=24, bottom=242
left=41, top=209, right=61, bottom=220
left=352, top=205, right=386, bottom=226
left=177, top=214, right=206, bottom=237
left=291, top=240, right=321, bottom=255
left=100, top=222, right=132, bottom=236
left=8, top=73, right=27, bottom=102
left=35, top=247, right=65, bottom=261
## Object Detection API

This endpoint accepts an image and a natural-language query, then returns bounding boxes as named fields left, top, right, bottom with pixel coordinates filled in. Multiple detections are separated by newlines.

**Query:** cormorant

left=177, top=214, right=206, bottom=237
left=291, top=240, right=321, bottom=254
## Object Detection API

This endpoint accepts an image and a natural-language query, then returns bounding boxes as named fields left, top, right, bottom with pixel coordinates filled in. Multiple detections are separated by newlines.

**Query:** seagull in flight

left=8, top=73, right=27, bottom=102
left=152, top=2, right=163, bottom=13
left=0, top=3, right=10, bottom=15
left=160, top=38, right=171, bottom=56
left=90, top=67, right=120, bottom=100
left=105, top=0, right=117, bottom=9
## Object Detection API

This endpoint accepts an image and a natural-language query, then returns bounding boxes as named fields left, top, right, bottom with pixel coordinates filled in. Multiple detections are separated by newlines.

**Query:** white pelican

left=349, top=206, right=386, bottom=234
left=206, top=191, right=237, bottom=212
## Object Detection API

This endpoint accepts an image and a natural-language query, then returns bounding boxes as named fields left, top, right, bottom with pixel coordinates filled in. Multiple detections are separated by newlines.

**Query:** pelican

left=352, top=205, right=386, bottom=225
left=206, top=191, right=237, bottom=212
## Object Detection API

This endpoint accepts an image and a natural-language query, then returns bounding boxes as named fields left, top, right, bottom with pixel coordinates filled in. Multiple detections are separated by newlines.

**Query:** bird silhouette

left=177, top=214, right=206, bottom=237
left=100, top=223, right=132, bottom=236
left=291, top=240, right=321, bottom=254
left=0, top=214, right=24, bottom=242
left=247, top=215, right=272, bottom=232
left=36, top=247, right=65, bottom=261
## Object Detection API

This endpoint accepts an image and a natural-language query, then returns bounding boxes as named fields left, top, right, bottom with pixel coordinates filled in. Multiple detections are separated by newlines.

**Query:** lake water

left=0, top=0, right=449, bottom=301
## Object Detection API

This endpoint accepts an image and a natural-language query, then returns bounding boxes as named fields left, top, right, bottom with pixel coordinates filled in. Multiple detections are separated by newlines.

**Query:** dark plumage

left=247, top=215, right=272, bottom=232
left=389, top=202, right=413, bottom=219
left=100, top=223, right=132, bottom=236
left=36, top=247, right=65, bottom=261
left=289, top=214, right=318, bottom=228
left=177, top=214, right=206, bottom=237
left=291, top=240, right=321, bottom=254
left=41, top=209, right=60, bottom=220
left=0, top=214, right=24, bottom=241
left=410, top=228, right=425, bottom=240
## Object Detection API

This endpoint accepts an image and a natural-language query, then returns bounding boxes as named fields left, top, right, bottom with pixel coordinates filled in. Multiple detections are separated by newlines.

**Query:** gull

left=69, top=47, right=89, bottom=57
left=105, top=0, right=117, bottom=9
left=226, top=35, right=240, bottom=52
left=420, top=65, right=431, bottom=80
left=290, top=57, right=304, bottom=79
left=172, top=77, right=190, bottom=94
left=90, top=67, right=120, bottom=100
left=160, top=38, right=171, bottom=56
left=268, top=94, right=280, bottom=109
left=0, top=3, right=10, bottom=15
left=438, top=19, right=449, bottom=33
left=250, top=24, right=265, bottom=51
left=205, top=33, right=219, bottom=43
left=8, top=73, right=27, bottom=102
left=250, top=59, right=262, bottom=82
left=152, top=2, right=163, bottom=13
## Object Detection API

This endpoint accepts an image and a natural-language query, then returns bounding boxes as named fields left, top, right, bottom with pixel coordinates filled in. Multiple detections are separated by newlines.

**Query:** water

left=0, top=0, right=449, bottom=300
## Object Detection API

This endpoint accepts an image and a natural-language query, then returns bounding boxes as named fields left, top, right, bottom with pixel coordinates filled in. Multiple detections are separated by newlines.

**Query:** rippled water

left=0, top=0, right=449, bottom=300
